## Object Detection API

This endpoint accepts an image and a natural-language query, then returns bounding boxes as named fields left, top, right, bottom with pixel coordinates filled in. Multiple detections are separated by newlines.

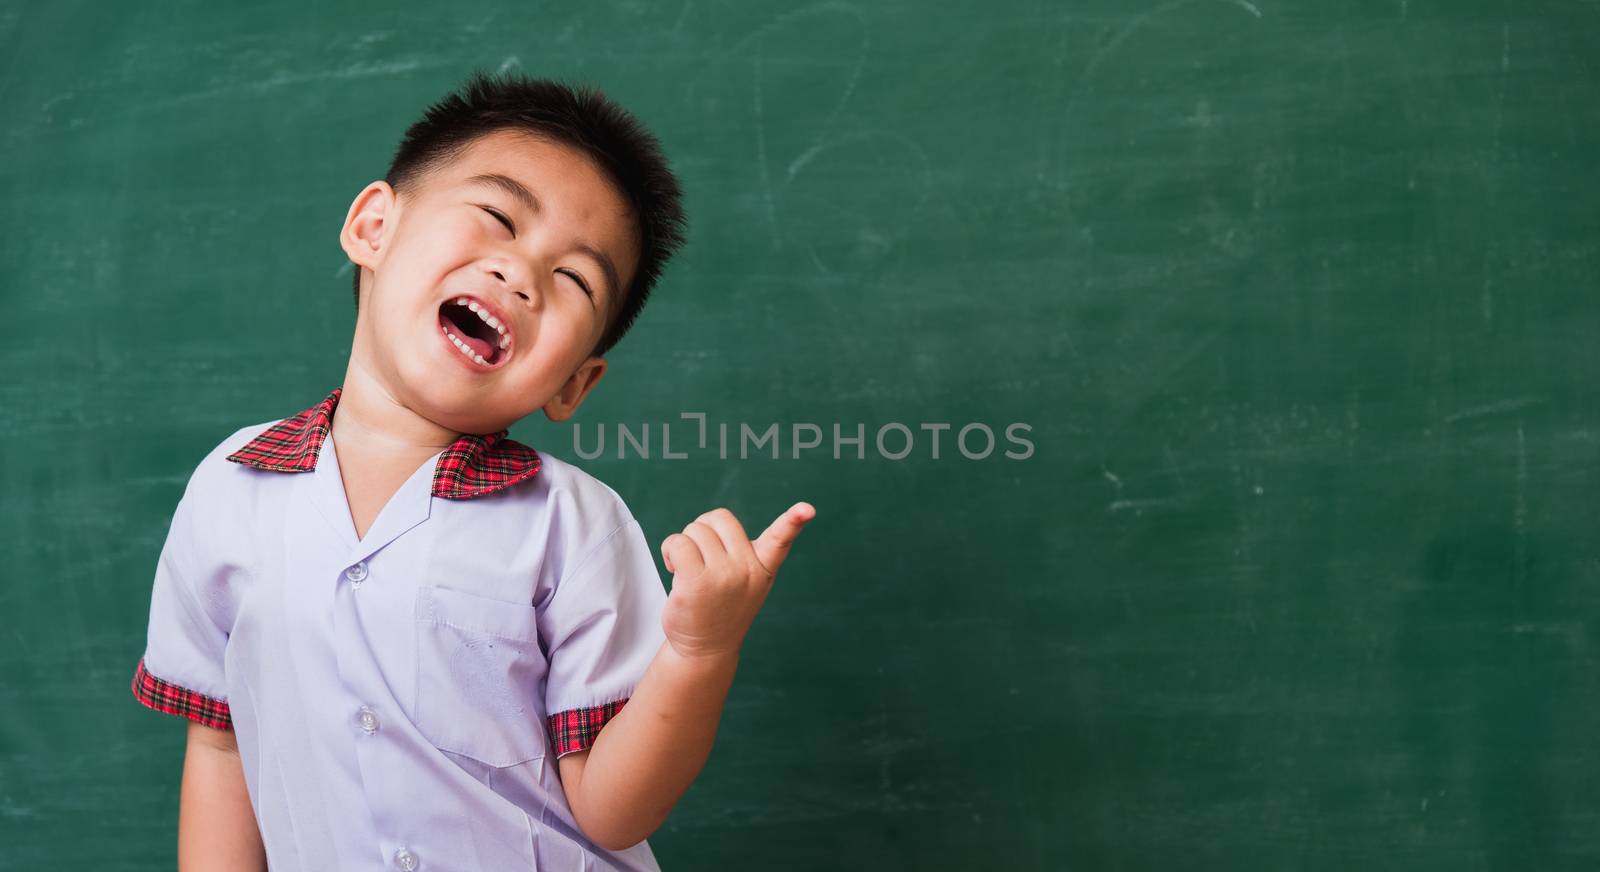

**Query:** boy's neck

left=331, top=363, right=461, bottom=463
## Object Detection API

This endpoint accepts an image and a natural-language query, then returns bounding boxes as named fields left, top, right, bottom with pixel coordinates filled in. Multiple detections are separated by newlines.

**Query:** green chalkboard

left=4, top=0, right=1598, bottom=868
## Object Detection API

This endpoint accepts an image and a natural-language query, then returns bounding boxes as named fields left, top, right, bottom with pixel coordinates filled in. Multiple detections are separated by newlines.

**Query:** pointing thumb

left=752, top=501, right=815, bottom=574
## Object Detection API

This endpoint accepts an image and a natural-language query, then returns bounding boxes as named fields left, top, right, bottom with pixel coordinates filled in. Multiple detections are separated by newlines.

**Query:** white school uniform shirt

left=132, top=387, right=668, bottom=871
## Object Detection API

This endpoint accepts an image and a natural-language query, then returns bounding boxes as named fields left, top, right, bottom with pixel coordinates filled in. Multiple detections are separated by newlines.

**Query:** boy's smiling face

left=340, top=128, right=639, bottom=436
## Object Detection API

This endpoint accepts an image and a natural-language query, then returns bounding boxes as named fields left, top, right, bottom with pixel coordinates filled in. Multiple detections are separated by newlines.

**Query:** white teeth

left=442, top=328, right=491, bottom=367
left=451, top=298, right=511, bottom=341
left=446, top=297, right=513, bottom=354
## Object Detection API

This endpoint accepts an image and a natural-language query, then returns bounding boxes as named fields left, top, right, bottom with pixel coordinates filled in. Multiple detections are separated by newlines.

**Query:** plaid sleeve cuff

left=547, top=699, right=628, bottom=756
left=132, top=658, right=233, bottom=730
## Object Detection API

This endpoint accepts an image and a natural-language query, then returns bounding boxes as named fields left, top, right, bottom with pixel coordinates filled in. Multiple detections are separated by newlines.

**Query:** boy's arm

left=556, top=643, right=738, bottom=850
left=557, top=503, right=815, bottom=851
left=179, top=722, right=267, bottom=872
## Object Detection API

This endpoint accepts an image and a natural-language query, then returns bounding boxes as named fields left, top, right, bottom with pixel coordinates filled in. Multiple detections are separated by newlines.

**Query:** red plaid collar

left=224, top=387, right=541, bottom=500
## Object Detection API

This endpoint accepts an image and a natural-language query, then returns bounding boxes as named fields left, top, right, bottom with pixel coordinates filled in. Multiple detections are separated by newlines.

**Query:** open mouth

left=438, top=298, right=510, bottom=367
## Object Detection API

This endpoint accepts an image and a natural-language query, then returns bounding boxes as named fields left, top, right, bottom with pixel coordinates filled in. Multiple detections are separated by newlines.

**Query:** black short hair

left=353, top=70, right=687, bottom=357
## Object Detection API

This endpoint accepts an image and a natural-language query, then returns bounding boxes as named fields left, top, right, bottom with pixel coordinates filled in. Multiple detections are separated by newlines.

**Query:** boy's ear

left=543, top=357, right=608, bottom=422
left=340, top=180, right=398, bottom=276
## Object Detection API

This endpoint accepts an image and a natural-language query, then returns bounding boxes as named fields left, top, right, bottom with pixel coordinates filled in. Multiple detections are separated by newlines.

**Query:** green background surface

left=3, top=0, right=1598, bottom=868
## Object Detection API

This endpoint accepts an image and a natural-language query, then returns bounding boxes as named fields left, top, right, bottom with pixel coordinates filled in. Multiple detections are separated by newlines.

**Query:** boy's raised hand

left=659, top=502, right=816, bottom=660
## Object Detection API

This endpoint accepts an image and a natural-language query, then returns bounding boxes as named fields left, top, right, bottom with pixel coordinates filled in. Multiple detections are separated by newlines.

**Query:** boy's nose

left=485, top=262, right=540, bottom=310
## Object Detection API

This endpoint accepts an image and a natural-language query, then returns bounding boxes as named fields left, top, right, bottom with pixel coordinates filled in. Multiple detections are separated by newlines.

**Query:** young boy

left=131, top=71, right=814, bottom=871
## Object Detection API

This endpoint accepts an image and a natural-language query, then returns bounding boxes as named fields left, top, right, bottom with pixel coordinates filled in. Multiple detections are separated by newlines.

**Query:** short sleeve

left=131, top=479, right=233, bottom=730
left=538, top=518, right=668, bottom=756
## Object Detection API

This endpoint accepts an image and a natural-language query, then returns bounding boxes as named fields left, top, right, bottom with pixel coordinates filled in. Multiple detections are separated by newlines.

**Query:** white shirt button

left=356, top=705, right=379, bottom=735
left=345, top=561, right=369, bottom=584
left=393, top=847, right=419, bottom=871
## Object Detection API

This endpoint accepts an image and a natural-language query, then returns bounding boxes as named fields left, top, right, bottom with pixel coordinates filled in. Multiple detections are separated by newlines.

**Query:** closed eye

left=559, top=268, right=593, bottom=298
left=478, top=205, right=515, bottom=235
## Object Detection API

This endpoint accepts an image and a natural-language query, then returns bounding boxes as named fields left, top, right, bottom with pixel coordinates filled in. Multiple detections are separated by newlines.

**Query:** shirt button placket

left=393, top=847, right=419, bottom=871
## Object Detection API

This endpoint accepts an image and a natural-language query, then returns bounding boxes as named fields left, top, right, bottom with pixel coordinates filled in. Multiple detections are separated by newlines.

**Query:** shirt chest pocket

left=413, top=584, right=550, bottom=768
